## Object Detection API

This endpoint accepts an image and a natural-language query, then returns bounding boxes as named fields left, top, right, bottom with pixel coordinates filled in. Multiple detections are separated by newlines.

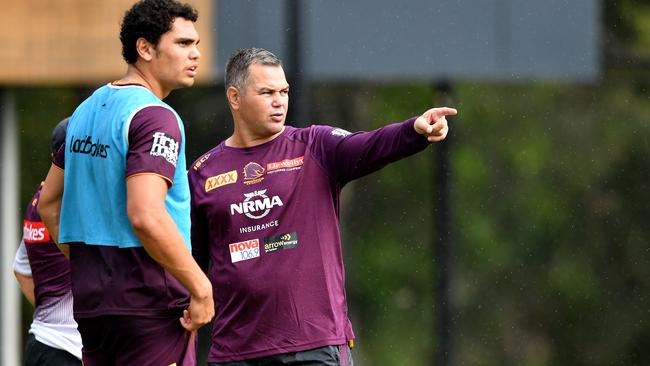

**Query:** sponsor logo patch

left=150, top=132, right=179, bottom=167
left=267, top=156, right=304, bottom=174
left=264, top=231, right=298, bottom=253
left=230, top=190, right=283, bottom=220
left=229, top=239, right=260, bottom=263
left=193, top=153, right=210, bottom=171
left=69, top=135, right=110, bottom=158
left=239, top=219, right=279, bottom=234
left=331, top=128, right=352, bottom=138
left=23, top=220, right=50, bottom=243
left=205, top=170, right=238, bottom=192
left=243, top=162, right=265, bottom=185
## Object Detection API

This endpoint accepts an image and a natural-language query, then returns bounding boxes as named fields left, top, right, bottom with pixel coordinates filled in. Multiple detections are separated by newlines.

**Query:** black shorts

left=209, top=344, right=353, bottom=366
left=25, top=333, right=81, bottom=366
left=76, top=314, right=196, bottom=366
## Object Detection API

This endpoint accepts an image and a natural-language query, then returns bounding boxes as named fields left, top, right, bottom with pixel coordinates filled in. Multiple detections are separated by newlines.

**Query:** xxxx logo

left=205, top=170, right=238, bottom=192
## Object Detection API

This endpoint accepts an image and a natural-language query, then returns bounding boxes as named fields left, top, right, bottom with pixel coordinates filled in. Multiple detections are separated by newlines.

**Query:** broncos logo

left=243, top=162, right=265, bottom=180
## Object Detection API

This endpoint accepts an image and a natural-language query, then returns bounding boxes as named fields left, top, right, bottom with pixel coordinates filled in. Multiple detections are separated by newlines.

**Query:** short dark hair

left=225, top=48, right=282, bottom=92
left=50, top=117, right=69, bottom=156
left=120, top=0, right=198, bottom=64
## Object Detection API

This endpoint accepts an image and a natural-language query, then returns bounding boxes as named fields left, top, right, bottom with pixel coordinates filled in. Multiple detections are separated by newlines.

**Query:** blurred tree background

left=13, top=1, right=650, bottom=365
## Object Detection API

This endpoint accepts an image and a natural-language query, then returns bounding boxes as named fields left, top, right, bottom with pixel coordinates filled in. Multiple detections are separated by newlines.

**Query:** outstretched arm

left=126, top=174, right=214, bottom=331
left=315, top=106, right=458, bottom=184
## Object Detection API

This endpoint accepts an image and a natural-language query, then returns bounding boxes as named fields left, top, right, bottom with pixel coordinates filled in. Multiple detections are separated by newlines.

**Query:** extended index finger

left=432, top=107, right=458, bottom=118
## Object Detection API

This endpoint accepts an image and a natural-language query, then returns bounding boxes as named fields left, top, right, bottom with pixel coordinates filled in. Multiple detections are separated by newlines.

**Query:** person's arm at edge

left=14, top=272, right=35, bottom=306
left=38, top=164, right=69, bottom=257
left=126, top=174, right=214, bottom=331
left=13, top=240, right=35, bottom=306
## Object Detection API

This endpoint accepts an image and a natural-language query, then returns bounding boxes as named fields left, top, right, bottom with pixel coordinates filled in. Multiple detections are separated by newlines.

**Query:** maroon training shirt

left=189, top=119, right=429, bottom=362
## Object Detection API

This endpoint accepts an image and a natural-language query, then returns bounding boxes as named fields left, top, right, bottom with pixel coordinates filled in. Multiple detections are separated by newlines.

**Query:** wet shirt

left=189, top=119, right=428, bottom=362
left=54, top=102, right=190, bottom=318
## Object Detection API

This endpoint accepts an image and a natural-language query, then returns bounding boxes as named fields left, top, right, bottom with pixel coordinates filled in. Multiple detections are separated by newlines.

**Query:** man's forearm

left=38, top=164, right=65, bottom=244
left=130, top=210, right=212, bottom=300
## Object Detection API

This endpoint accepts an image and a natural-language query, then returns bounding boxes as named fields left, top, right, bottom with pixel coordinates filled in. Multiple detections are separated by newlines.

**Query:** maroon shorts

left=76, top=314, right=196, bottom=366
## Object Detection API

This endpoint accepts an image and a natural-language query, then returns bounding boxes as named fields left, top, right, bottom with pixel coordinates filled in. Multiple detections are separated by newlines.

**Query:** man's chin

left=179, top=78, right=196, bottom=88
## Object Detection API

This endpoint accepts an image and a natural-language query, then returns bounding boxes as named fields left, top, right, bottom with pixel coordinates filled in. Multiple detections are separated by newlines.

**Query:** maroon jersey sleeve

left=126, top=106, right=182, bottom=185
left=310, top=118, right=429, bottom=184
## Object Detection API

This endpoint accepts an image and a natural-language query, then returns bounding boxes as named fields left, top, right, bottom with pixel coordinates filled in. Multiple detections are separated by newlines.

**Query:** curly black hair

left=120, top=0, right=198, bottom=64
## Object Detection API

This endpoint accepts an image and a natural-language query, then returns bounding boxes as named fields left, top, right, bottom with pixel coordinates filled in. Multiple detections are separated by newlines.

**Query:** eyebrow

left=258, top=85, right=289, bottom=91
left=176, top=37, right=199, bottom=44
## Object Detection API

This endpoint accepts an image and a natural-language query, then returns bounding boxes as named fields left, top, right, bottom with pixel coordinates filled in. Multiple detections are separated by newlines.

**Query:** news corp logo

left=229, top=239, right=260, bottom=263
left=230, top=190, right=283, bottom=220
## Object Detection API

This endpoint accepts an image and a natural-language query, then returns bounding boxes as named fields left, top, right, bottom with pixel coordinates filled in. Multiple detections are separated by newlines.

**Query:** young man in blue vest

left=38, top=1, right=213, bottom=364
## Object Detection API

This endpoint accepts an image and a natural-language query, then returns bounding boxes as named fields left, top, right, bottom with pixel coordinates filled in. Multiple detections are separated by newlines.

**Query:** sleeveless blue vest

left=59, top=84, right=191, bottom=249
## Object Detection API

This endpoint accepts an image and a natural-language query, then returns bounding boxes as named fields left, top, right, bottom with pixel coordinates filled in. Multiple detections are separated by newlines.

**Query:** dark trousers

left=76, top=314, right=196, bottom=366
left=209, top=344, right=353, bottom=366
left=24, top=333, right=81, bottom=366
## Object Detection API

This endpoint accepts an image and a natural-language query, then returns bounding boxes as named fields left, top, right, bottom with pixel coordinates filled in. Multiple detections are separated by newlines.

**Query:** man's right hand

left=180, top=284, right=215, bottom=331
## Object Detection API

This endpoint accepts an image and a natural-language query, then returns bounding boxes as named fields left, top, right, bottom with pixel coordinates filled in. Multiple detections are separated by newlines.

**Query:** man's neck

left=117, top=65, right=168, bottom=100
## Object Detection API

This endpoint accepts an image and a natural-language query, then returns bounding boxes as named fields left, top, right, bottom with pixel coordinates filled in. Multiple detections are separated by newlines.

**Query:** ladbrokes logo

left=150, top=132, right=179, bottom=167
left=23, top=220, right=50, bottom=244
left=230, top=190, right=283, bottom=219
left=229, top=239, right=260, bottom=263
left=243, top=162, right=265, bottom=185
left=69, top=135, right=110, bottom=158
left=264, top=231, right=298, bottom=253
left=205, top=170, right=238, bottom=192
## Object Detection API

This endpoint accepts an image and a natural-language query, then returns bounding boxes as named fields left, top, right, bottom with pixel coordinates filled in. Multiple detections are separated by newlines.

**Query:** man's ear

left=227, top=86, right=241, bottom=110
left=135, top=37, right=154, bottom=62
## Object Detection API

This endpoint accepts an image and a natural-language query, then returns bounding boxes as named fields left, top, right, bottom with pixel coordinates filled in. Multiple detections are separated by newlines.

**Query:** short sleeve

left=13, top=240, right=32, bottom=276
left=126, top=106, right=182, bottom=185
